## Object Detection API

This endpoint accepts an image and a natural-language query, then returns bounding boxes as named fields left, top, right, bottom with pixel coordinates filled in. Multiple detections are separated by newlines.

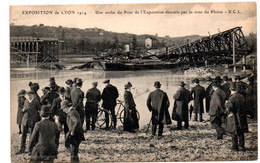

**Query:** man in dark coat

left=16, top=90, right=41, bottom=154
left=40, top=87, right=50, bottom=105
left=62, top=101, right=85, bottom=163
left=17, top=89, right=26, bottom=134
left=173, top=81, right=192, bottom=129
left=209, top=81, right=226, bottom=140
left=123, top=82, right=139, bottom=132
left=40, top=82, right=59, bottom=106
left=51, top=87, right=68, bottom=149
left=29, top=105, right=60, bottom=162
left=225, top=82, right=248, bottom=151
left=29, top=82, right=41, bottom=102
left=246, top=76, right=257, bottom=119
left=70, top=78, right=85, bottom=125
left=101, top=79, right=119, bottom=129
left=191, top=78, right=206, bottom=122
left=65, top=79, right=73, bottom=103
left=221, top=76, right=231, bottom=99
left=85, top=82, right=101, bottom=131
left=147, top=81, right=171, bottom=136
left=235, top=75, right=248, bottom=97
left=205, top=77, right=213, bottom=113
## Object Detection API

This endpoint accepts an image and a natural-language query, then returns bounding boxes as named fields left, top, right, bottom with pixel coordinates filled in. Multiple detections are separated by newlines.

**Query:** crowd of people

left=15, top=74, right=257, bottom=162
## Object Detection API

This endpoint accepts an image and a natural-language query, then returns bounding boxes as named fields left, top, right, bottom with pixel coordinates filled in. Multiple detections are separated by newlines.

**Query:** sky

left=10, top=2, right=256, bottom=37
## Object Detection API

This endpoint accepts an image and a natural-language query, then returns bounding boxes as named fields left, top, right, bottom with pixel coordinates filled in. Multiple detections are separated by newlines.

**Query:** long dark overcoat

left=191, top=85, right=205, bottom=114
left=147, top=89, right=172, bottom=125
left=209, top=88, right=226, bottom=122
left=123, top=91, right=139, bottom=131
left=29, top=119, right=59, bottom=161
left=101, top=84, right=119, bottom=109
left=225, top=92, right=248, bottom=134
left=70, top=87, right=85, bottom=121
left=173, top=87, right=192, bottom=121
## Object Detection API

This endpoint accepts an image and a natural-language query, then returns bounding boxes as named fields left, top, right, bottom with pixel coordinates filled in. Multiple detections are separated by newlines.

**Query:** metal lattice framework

left=160, top=26, right=251, bottom=65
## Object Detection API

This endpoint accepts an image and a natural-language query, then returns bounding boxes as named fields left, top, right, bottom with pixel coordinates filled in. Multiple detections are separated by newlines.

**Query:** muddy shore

left=11, top=114, right=257, bottom=162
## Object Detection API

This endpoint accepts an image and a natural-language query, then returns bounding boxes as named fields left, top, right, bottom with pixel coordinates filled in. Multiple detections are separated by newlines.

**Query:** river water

left=10, top=68, right=210, bottom=134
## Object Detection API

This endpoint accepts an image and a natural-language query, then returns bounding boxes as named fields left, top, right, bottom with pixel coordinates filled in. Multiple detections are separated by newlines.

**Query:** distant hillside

left=10, top=25, right=203, bottom=54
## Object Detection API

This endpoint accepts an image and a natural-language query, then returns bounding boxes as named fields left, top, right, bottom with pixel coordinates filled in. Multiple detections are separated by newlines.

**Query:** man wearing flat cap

left=225, top=82, right=248, bottom=151
left=209, top=81, right=226, bottom=140
left=191, top=78, right=206, bottom=122
left=85, top=82, right=101, bottom=131
left=71, top=78, right=85, bottom=125
left=147, top=81, right=171, bottom=136
left=65, top=79, right=73, bottom=103
left=29, top=105, right=60, bottom=162
left=16, top=90, right=41, bottom=154
left=173, top=81, right=192, bottom=129
left=101, top=79, right=119, bottom=129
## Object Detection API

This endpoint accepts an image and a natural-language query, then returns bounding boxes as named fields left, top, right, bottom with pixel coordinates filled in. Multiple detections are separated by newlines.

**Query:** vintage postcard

left=10, top=2, right=257, bottom=162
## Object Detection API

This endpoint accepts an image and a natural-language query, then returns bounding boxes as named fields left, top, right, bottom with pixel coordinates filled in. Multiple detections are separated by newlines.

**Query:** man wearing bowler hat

left=85, top=82, right=101, bottom=131
left=70, top=78, right=85, bottom=125
left=16, top=90, right=41, bottom=154
left=29, top=105, right=60, bottom=162
left=173, top=81, right=192, bottom=129
left=191, top=78, right=206, bottom=122
left=209, top=81, right=226, bottom=140
left=147, top=81, right=171, bottom=136
left=61, top=100, right=85, bottom=162
left=40, top=82, right=59, bottom=106
left=101, top=79, right=119, bottom=129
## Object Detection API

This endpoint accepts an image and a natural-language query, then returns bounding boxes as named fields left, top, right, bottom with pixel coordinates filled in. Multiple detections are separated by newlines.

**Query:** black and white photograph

left=9, top=2, right=257, bottom=162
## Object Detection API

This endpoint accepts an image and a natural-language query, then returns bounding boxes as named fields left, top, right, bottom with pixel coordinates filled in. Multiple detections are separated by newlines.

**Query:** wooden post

left=242, top=55, right=246, bottom=72
left=36, top=41, right=38, bottom=67
left=233, top=32, right=236, bottom=73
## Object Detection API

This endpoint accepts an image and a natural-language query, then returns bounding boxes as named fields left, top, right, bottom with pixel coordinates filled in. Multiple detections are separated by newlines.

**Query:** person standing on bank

left=85, top=82, right=101, bottom=131
left=205, top=77, right=213, bottom=113
left=70, top=78, right=85, bottom=125
left=62, top=100, right=85, bottom=163
left=16, top=90, right=41, bottom=154
left=123, top=82, right=139, bottom=132
left=235, top=75, right=248, bottom=97
left=40, top=82, right=59, bottom=106
left=172, top=81, right=192, bottom=129
left=147, top=81, right=171, bottom=136
left=246, top=76, right=257, bottom=119
left=101, top=79, right=119, bottom=129
left=209, top=81, right=226, bottom=140
left=29, top=105, right=60, bottom=163
left=29, top=82, right=41, bottom=102
left=65, top=79, right=73, bottom=103
left=17, top=89, right=26, bottom=134
left=221, top=76, right=231, bottom=99
left=191, top=78, right=206, bottom=122
left=225, top=82, right=247, bottom=151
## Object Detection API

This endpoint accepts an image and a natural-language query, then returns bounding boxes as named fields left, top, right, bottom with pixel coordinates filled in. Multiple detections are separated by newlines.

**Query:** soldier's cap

left=60, top=100, right=72, bottom=112
left=42, top=87, right=50, bottom=92
left=178, top=81, right=186, bottom=86
left=49, top=77, right=55, bottom=82
left=124, top=82, right=132, bottom=89
left=58, top=87, right=65, bottom=93
left=211, top=81, right=221, bottom=87
left=92, top=82, right=98, bottom=86
left=40, top=105, right=51, bottom=117
left=235, top=75, right=241, bottom=80
left=223, top=76, right=228, bottom=81
left=154, top=81, right=161, bottom=88
left=18, top=89, right=26, bottom=97
left=75, top=78, right=83, bottom=84
left=26, top=90, right=35, bottom=95
left=230, top=82, right=236, bottom=91
left=103, top=79, right=110, bottom=84
left=192, top=78, right=200, bottom=84
left=65, top=79, right=73, bottom=85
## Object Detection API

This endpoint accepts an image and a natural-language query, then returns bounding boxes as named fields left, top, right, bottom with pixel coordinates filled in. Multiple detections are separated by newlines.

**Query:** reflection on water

left=10, top=68, right=206, bottom=134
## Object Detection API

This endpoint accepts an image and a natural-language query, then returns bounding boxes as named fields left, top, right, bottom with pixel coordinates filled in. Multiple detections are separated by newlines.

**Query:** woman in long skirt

left=123, top=82, right=139, bottom=132
left=17, top=89, right=26, bottom=134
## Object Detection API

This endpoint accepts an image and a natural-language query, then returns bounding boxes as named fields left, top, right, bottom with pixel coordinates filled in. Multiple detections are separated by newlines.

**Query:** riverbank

left=11, top=114, right=257, bottom=162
